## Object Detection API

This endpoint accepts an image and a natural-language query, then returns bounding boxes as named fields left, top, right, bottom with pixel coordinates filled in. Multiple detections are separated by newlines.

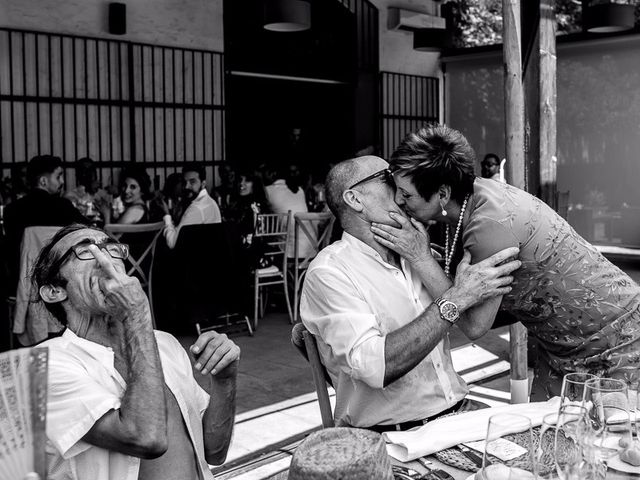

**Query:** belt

left=367, top=399, right=464, bottom=434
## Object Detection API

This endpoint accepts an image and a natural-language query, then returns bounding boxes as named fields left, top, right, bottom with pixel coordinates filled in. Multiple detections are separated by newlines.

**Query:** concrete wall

left=370, top=0, right=441, bottom=77
left=2, top=0, right=441, bottom=76
left=1, top=0, right=224, bottom=51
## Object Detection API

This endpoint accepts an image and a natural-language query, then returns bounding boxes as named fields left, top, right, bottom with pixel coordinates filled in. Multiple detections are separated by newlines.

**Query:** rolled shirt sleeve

left=300, top=265, right=386, bottom=389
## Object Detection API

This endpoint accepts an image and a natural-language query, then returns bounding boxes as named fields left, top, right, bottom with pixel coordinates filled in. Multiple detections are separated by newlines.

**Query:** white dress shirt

left=264, top=179, right=314, bottom=258
left=43, top=329, right=214, bottom=480
left=163, top=188, right=221, bottom=249
left=300, top=232, right=468, bottom=428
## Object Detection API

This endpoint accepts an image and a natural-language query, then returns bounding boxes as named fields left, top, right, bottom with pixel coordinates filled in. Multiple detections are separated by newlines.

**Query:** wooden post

left=538, top=0, right=557, bottom=210
left=502, top=0, right=528, bottom=404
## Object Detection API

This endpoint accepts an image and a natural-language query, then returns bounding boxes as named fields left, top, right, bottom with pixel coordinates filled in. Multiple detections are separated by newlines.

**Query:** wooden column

left=502, top=0, right=528, bottom=404
left=538, top=0, right=558, bottom=209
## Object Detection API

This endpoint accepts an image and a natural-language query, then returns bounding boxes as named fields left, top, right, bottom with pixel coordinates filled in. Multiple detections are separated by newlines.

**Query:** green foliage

left=448, top=0, right=637, bottom=48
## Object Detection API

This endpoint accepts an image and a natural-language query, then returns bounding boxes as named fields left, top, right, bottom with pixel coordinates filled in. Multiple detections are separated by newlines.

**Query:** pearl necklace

left=444, top=195, right=470, bottom=277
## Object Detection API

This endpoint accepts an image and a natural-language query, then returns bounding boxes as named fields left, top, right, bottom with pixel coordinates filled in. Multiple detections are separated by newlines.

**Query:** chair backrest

left=168, top=223, right=246, bottom=330
left=13, top=226, right=64, bottom=346
left=254, top=212, right=291, bottom=268
left=291, top=322, right=334, bottom=428
left=104, top=221, right=164, bottom=287
left=294, top=212, right=335, bottom=269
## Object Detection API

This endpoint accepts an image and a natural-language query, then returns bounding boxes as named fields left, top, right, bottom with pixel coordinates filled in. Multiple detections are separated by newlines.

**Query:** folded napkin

left=384, top=397, right=561, bottom=462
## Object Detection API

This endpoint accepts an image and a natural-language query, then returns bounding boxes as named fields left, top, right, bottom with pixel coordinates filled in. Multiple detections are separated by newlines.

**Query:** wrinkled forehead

left=50, top=229, right=110, bottom=257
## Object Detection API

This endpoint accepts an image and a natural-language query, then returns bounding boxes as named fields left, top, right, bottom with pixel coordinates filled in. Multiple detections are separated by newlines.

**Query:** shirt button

left=436, top=363, right=441, bottom=368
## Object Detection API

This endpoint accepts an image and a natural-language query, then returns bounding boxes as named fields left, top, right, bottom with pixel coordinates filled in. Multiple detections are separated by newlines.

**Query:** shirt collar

left=62, top=328, right=116, bottom=365
left=194, top=188, right=208, bottom=202
left=341, top=231, right=407, bottom=272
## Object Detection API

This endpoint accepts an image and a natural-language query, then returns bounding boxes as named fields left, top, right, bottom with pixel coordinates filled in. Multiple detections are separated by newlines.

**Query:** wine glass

left=583, top=377, right=632, bottom=462
left=555, top=405, right=595, bottom=479
left=476, top=414, right=535, bottom=480
left=561, top=372, right=597, bottom=407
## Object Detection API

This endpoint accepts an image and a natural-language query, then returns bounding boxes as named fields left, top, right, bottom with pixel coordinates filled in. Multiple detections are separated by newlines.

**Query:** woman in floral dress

left=377, top=124, right=640, bottom=399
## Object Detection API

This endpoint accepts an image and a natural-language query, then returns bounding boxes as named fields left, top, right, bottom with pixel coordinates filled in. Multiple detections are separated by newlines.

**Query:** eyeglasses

left=348, top=168, right=395, bottom=190
left=50, top=241, right=129, bottom=276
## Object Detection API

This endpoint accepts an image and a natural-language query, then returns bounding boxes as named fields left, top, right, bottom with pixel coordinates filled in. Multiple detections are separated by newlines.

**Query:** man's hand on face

left=91, top=244, right=149, bottom=318
left=190, top=331, right=240, bottom=377
left=451, top=247, right=521, bottom=310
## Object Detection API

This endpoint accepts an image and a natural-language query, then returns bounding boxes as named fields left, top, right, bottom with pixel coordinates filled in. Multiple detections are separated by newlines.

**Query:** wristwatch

left=434, top=296, right=460, bottom=324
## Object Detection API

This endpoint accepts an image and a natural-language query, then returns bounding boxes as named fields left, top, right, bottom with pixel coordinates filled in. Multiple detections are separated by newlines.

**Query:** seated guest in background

left=480, top=153, right=502, bottom=182
left=265, top=161, right=313, bottom=258
left=102, top=165, right=152, bottom=225
left=212, top=163, right=237, bottom=215
left=4, top=155, right=87, bottom=285
left=65, top=157, right=104, bottom=218
left=300, top=155, right=520, bottom=431
left=34, top=224, right=240, bottom=480
left=388, top=125, right=640, bottom=399
left=225, top=169, right=268, bottom=243
left=160, top=172, right=185, bottom=224
left=162, top=165, right=221, bottom=249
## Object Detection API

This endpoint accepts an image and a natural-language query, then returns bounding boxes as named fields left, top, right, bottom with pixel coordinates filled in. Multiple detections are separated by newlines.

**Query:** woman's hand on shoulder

left=371, top=212, right=432, bottom=264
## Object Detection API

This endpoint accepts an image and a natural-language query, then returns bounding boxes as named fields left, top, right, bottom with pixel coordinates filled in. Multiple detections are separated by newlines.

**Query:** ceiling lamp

left=583, top=1, right=635, bottom=33
left=413, top=28, right=449, bottom=52
left=264, top=0, right=311, bottom=32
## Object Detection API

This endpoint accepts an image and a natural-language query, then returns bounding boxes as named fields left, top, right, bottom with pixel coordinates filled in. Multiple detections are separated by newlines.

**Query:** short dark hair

left=31, top=223, right=102, bottom=324
left=182, top=164, right=206, bottom=181
left=27, top=155, right=63, bottom=187
left=390, top=124, right=475, bottom=204
left=482, top=153, right=500, bottom=166
left=119, top=165, right=151, bottom=199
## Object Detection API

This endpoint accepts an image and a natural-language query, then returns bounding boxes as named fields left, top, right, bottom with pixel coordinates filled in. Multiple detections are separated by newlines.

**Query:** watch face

left=440, top=301, right=459, bottom=322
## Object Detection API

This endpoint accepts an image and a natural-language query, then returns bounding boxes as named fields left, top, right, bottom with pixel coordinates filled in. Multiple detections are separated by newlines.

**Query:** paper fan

left=0, top=347, right=48, bottom=480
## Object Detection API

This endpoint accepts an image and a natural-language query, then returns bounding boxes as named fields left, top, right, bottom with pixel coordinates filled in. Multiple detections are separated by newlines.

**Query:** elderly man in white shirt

left=163, top=165, right=221, bottom=249
left=34, top=224, right=239, bottom=480
left=300, top=155, right=520, bottom=431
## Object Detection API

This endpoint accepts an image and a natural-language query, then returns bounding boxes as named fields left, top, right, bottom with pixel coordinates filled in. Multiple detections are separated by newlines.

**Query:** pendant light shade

left=584, top=2, right=635, bottom=33
left=264, top=0, right=311, bottom=32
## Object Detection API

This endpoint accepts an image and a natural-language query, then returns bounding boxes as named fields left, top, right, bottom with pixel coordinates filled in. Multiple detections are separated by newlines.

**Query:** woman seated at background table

left=374, top=124, right=640, bottom=401
left=100, top=165, right=152, bottom=224
left=225, top=169, right=268, bottom=243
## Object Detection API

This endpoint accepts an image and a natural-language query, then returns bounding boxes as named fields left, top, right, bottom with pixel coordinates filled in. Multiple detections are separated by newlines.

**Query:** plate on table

left=607, top=454, right=640, bottom=476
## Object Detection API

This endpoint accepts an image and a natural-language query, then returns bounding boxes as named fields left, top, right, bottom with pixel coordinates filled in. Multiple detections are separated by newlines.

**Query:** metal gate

left=380, top=71, right=439, bottom=159
left=0, top=28, right=225, bottom=188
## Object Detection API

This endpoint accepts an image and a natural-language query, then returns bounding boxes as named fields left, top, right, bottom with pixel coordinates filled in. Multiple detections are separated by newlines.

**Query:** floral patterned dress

left=462, top=178, right=640, bottom=399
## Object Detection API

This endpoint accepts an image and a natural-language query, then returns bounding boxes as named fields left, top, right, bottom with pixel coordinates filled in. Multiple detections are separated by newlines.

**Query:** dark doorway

left=224, top=0, right=377, bottom=173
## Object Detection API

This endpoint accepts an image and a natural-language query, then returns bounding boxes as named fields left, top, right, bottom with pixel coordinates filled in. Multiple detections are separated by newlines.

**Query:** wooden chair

left=104, top=222, right=164, bottom=287
left=253, top=212, right=293, bottom=329
left=292, top=212, right=335, bottom=322
left=291, top=322, right=334, bottom=428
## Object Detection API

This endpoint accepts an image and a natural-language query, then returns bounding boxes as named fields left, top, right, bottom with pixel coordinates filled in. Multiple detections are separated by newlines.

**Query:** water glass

left=476, top=414, right=535, bottom=480
left=584, top=377, right=632, bottom=462
left=535, top=412, right=560, bottom=479
left=554, top=405, right=595, bottom=479
left=561, top=372, right=597, bottom=407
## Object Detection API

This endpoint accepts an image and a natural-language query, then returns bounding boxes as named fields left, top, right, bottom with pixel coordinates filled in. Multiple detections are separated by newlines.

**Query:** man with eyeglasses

left=300, top=155, right=521, bottom=431
left=33, top=224, right=239, bottom=480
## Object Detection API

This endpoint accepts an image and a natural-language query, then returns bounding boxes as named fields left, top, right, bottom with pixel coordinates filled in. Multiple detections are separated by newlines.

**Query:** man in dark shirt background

left=4, top=155, right=87, bottom=287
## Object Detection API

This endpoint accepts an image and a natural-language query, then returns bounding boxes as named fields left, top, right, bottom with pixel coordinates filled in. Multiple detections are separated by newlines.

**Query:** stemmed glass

left=583, top=378, right=632, bottom=463
left=476, top=414, right=535, bottom=480
left=561, top=372, right=597, bottom=407
left=554, top=405, right=594, bottom=479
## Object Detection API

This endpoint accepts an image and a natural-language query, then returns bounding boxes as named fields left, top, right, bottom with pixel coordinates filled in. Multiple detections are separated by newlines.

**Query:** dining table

left=263, top=453, right=640, bottom=479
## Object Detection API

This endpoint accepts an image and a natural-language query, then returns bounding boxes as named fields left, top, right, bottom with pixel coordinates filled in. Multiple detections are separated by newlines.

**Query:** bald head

left=325, top=156, right=389, bottom=221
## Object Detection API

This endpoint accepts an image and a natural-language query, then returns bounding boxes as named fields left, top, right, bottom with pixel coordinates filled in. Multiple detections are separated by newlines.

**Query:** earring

left=441, top=202, right=447, bottom=216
